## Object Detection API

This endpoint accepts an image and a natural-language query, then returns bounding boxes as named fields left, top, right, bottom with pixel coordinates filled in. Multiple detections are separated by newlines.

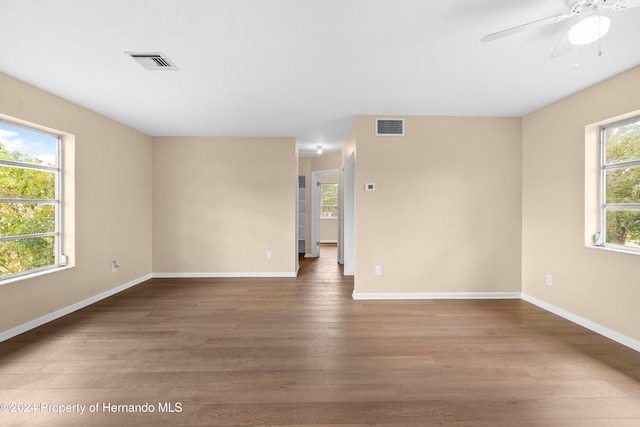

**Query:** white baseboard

left=352, top=292, right=521, bottom=300
left=152, top=272, right=297, bottom=279
left=0, top=274, right=152, bottom=343
left=521, top=293, right=640, bottom=353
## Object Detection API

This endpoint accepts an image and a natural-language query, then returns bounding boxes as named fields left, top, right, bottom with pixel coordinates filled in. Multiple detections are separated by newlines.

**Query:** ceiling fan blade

left=550, top=31, right=574, bottom=58
left=481, top=12, right=573, bottom=42
left=611, top=0, right=640, bottom=9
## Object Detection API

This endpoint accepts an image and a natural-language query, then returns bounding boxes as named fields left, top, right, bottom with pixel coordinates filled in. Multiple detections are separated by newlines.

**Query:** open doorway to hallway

left=311, top=169, right=339, bottom=260
left=298, top=151, right=342, bottom=267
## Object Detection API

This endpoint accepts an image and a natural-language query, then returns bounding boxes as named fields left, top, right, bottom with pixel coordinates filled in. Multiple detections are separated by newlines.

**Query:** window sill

left=0, top=264, right=74, bottom=286
left=586, top=244, right=640, bottom=256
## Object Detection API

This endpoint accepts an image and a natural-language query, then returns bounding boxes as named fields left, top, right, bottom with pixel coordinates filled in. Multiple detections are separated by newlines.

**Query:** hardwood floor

left=1, top=245, right=640, bottom=426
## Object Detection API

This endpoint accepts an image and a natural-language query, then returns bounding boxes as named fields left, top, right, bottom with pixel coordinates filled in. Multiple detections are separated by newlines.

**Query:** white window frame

left=0, top=119, right=66, bottom=282
left=598, top=115, right=640, bottom=253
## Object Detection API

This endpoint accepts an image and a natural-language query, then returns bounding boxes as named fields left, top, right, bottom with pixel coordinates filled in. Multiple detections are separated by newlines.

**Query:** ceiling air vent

left=375, top=118, right=404, bottom=136
left=127, top=52, right=178, bottom=70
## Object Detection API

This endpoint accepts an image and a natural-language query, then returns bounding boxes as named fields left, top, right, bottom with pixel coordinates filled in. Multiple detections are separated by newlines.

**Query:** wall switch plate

left=375, top=266, right=383, bottom=276
left=266, top=251, right=272, bottom=260
left=545, top=273, right=553, bottom=286
left=112, top=260, right=120, bottom=272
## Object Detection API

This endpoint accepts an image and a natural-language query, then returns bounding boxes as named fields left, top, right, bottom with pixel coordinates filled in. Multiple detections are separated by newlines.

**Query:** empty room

left=1, top=1, right=640, bottom=425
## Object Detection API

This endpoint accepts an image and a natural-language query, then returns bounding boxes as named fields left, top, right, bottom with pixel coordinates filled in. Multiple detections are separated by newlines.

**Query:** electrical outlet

left=375, top=266, right=383, bottom=276
left=266, top=251, right=272, bottom=260
left=545, top=273, right=553, bottom=286
left=112, top=260, right=120, bottom=272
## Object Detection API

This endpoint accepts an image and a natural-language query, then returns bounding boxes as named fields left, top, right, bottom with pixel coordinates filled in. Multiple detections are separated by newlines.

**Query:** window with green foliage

left=320, top=183, right=338, bottom=218
left=0, top=121, right=64, bottom=280
left=600, top=116, right=640, bottom=251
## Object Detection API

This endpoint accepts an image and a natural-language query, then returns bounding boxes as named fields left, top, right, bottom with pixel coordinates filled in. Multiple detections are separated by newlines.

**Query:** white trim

left=521, top=293, right=640, bottom=353
left=304, top=253, right=316, bottom=258
left=0, top=265, right=73, bottom=287
left=320, top=240, right=338, bottom=244
left=311, top=171, right=320, bottom=258
left=352, top=292, right=521, bottom=300
left=342, top=153, right=355, bottom=276
left=586, top=244, right=640, bottom=256
left=152, top=272, right=297, bottom=278
left=0, top=274, right=152, bottom=343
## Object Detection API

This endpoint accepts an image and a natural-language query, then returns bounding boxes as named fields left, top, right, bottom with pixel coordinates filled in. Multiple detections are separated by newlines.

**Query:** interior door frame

left=341, top=153, right=355, bottom=275
left=311, top=168, right=339, bottom=258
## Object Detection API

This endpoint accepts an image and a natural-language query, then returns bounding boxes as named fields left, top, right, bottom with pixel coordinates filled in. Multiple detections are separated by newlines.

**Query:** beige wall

left=342, top=123, right=357, bottom=166
left=522, top=65, right=640, bottom=342
left=153, top=137, right=297, bottom=275
left=341, top=126, right=357, bottom=270
left=0, top=73, right=153, bottom=333
left=312, top=151, right=341, bottom=172
left=352, top=115, right=522, bottom=294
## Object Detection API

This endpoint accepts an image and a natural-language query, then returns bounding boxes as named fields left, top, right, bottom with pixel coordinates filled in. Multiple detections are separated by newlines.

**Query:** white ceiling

left=1, top=0, right=639, bottom=155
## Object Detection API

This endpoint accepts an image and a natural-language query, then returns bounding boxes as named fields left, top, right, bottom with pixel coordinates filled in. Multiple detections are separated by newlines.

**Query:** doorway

left=311, top=169, right=339, bottom=260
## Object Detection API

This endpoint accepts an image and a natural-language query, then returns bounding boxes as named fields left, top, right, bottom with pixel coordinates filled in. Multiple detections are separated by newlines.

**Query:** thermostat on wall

left=365, top=183, right=375, bottom=192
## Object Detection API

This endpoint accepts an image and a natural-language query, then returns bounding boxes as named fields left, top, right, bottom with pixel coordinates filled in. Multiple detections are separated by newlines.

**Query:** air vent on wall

left=126, top=52, right=178, bottom=70
left=375, top=118, right=404, bottom=136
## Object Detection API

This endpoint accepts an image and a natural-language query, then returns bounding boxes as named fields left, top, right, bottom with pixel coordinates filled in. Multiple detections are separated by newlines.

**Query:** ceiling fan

left=481, top=0, right=640, bottom=58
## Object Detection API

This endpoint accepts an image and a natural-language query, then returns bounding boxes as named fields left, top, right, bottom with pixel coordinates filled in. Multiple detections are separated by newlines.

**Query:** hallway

left=298, top=243, right=345, bottom=278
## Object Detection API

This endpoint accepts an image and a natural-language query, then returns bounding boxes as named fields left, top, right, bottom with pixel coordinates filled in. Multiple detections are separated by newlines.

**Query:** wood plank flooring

left=1, top=245, right=640, bottom=426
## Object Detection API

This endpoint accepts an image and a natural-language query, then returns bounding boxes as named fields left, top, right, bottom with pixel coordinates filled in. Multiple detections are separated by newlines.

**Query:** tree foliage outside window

left=0, top=122, right=61, bottom=279
left=320, top=183, right=338, bottom=218
left=601, top=117, right=640, bottom=249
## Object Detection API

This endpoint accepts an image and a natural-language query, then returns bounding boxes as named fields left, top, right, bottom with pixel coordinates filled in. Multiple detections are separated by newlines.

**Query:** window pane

left=321, top=183, right=337, bottom=195
left=604, top=119, right=640, bottom=165
left=0, top=236, right=56, bottom=276
left=0, top=166, right=56, bottom=199
left=0, top=203, right=56, bottom=237
left=0, top=121, right=61, bottom=280
left=321, top=194, right=338, bottom=206
left=606, top=209, right=640, bottom=247
left=0, top=124, right=58, bottom=167
left=320, top=183, right=338, bottom=219
left=605, top=166, right=640, bottom=204
left=321, top=206, right=338, bottom=218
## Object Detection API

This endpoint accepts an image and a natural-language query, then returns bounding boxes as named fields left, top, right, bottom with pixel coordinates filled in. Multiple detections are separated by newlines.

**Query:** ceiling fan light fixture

left=568, top=15, right=611, bottom=45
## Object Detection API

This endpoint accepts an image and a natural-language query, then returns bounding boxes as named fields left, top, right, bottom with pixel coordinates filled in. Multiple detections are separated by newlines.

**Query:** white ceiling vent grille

left=376, top=118, right=404, bottom=136
left=127, top=52, right=178, bottom=70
